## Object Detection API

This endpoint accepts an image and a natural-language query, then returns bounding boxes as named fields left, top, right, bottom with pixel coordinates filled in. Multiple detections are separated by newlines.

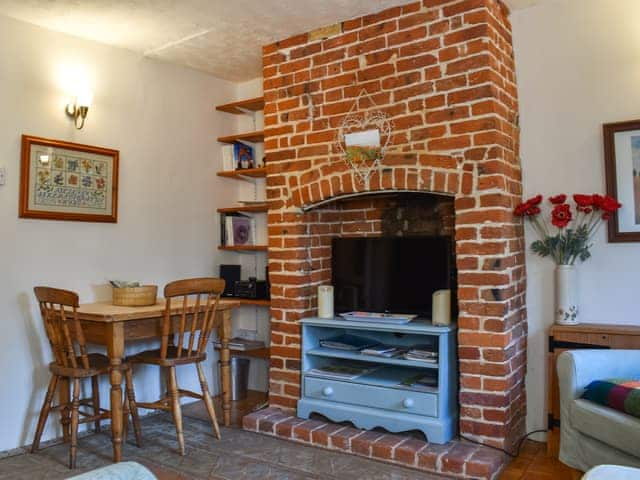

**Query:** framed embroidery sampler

left=19, top=135, right=119, bottom=223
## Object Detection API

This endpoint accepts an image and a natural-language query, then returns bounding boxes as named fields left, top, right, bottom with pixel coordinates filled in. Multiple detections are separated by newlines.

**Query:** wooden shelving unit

left=215, top=346, right=271, bottom=359
left=215, top=97, right=264, bottom=115
left=216, top=167, right=267, bottom=180
left=217, top=204, right=269, bottom=214
left=235, top=298, right=271, bottom=307
left=218, top=245, right=268, bottom=252
left=215, top=95, right=270, bottom=411
left=217, top=131, right=264, bottom=144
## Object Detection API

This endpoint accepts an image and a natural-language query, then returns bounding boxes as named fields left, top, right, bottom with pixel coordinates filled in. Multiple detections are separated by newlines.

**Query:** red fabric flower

left=600, top=195, right=622, bottom=213
left=550, top=194, right=567, bottom=204
left=528, top=194, right=543, bottom=206
left=514, top=203, right=528, bottom=216
left=528, top=206, right=541, bottom=215
left=551, top=204, right=572, bottom=228
left=592, top=194, right=604, bottom=210
left=514, top=195, right=543, bottom=217
left=574, top=194, right=594, bottom=207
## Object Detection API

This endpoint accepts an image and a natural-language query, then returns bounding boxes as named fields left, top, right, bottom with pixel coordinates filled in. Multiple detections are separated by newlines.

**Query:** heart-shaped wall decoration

left=335, top=90, right=393, bottom=188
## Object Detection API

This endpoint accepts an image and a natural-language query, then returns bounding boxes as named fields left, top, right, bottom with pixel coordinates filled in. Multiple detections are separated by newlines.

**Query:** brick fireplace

left=259, top=0, right=526, bottom=463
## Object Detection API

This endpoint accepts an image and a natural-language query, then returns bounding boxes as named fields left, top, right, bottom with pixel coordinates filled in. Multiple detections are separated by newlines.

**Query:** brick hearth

left=261, top=0, right=527, bottom=460
left=243, top=407, right=507, bottom=479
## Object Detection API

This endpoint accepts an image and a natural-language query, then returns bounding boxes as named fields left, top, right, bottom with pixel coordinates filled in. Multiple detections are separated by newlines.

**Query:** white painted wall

left=0, top=15, right=240, bottom=451
left=512, top=0, right=640, bottom=436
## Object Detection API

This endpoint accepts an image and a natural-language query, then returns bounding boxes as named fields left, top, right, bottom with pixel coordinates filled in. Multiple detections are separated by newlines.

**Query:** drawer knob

left=322, top=386, right=334, bottom=397
left=403, top=398, right=415, bottom=408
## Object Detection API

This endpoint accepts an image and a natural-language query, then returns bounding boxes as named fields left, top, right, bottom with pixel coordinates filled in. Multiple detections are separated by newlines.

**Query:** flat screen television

left=332, top=237, right=455, bottom=318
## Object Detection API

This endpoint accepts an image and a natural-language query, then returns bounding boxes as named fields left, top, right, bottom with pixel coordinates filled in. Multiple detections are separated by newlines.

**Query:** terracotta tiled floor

left=499, top=439, right=582, bottom=480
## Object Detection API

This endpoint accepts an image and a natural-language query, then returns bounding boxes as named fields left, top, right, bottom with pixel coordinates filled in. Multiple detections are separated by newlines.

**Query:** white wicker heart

left=335, top=89, right=394, bottom=188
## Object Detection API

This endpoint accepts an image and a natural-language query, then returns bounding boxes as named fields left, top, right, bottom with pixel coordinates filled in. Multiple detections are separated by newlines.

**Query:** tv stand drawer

left=303, top=376, right=438, bottom=417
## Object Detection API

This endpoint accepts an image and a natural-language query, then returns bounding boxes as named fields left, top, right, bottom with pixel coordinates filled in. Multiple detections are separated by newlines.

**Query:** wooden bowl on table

left=112, top=285, right=158, bottom=307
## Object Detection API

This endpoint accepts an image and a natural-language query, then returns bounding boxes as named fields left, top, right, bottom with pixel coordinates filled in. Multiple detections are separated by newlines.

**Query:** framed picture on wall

left=19, top=135, right=119, bottom=223
left=603, top=120, right=640, bottom=242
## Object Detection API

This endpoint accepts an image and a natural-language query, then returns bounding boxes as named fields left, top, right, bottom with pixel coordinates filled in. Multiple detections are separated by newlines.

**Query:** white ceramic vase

left=555, top=265, right=579, bottom=325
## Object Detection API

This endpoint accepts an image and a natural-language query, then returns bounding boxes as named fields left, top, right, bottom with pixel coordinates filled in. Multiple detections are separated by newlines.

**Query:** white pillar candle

left=318, top=285, right=334, bottom=319
left=432, top=289, right=451, bottom=326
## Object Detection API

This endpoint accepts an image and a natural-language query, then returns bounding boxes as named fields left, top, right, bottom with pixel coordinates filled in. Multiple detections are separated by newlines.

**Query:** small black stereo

left=234, top=277, right=269, bottom=299
left=219, top=264, right=241, bottom=297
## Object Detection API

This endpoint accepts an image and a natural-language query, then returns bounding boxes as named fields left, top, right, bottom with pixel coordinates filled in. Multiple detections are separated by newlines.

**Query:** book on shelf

left=319, top=334, right=378, bottom=351
left=221, top=144, right=235, bottom=171
left=360, top=344, right=407, bottom=358
left=213, top=337, right=265, bottom=351
left=220, top=212, right=256, bottom=247
left=307, top=363, right=377, bottom=380
left=234, top=142, right=254, bottom=169
left=220, top=142, right=255, bottom=171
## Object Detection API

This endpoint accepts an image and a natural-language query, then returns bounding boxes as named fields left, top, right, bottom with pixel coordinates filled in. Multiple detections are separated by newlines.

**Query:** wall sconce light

left=65, top=91, right=92, bottom=130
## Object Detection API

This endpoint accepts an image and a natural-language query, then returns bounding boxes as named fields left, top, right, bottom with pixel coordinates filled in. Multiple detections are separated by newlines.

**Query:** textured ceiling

left=503, top=0, right=547, bottom=10
left=0, top=0, right=547, bottom=81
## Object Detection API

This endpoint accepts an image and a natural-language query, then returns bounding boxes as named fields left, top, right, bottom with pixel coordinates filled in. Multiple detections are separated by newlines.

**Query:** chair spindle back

left=161, top=278, right=225, bottom=360
left=34, top=286, right=89, bottom=370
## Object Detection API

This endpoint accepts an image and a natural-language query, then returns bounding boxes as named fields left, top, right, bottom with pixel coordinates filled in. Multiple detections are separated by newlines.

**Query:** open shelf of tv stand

left=306, top=347, right=439, bottom=369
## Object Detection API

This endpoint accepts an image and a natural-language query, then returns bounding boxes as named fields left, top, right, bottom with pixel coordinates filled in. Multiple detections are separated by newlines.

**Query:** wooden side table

left=547, top=323, right=640, bottom=457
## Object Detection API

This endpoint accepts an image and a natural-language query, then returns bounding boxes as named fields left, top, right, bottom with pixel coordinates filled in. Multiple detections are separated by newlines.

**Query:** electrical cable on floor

left=460, top=429, right=548, bottom=458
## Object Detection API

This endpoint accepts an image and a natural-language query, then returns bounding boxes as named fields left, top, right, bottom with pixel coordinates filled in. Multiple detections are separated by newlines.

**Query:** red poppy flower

left=514, top=203, right=528, bottom=216
left=592, top=194, right=604, bottom=209
left=600, top=195, right=622, bottom=213
left=528, top=206, right=541, bottom=215
left=551, top=204, right=572, bottom=228
left=574, top=194, right=594, bottom=207
left=514, top=194, right=545, bottom=217
left=550, top=194, right=567, bottom=204
left=528, top=194, right=543, bottom=206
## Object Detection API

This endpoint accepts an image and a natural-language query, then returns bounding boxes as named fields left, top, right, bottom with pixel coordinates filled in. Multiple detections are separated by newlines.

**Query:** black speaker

left=219, top=264, right=240, bottom=297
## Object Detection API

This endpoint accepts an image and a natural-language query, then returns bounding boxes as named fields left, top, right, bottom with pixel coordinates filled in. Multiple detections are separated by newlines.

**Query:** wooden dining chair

left=32, top=286, right=142, bottom=468
left=127, top=278, right=225, bottom=455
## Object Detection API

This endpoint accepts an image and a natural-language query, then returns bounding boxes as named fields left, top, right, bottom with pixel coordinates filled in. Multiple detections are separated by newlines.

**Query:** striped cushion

left=582, top=378, right=640, bottom=418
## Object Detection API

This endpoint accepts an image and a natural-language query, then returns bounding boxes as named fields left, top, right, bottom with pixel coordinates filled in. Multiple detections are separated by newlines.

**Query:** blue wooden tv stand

left=297, top=317, right=457, bottom=444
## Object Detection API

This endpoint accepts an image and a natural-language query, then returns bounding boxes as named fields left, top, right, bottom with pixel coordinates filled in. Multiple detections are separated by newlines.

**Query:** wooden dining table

left=59, top=298, right=240, bottom=462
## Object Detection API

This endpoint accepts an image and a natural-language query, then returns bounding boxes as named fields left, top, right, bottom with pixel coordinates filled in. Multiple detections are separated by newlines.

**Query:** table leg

left=218, top=308, right=232, bottom=427
left=58, top=378, right=71, bottom=442
left=107, top=322, right=125, bottom=462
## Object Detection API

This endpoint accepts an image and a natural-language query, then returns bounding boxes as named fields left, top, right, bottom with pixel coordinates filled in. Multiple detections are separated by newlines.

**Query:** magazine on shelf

left=319, top=334, right=378, bottom=351
left=360, top=344, right=407, bottom=358
left=307, top=363, right=377, bottom=380
left=403, top=344, right=438, bottom=363
left=213, top=337, right=265, bottom=351
left=403, top=353, right=438, bottom=363
left=400, top=373, right=438, bottom=392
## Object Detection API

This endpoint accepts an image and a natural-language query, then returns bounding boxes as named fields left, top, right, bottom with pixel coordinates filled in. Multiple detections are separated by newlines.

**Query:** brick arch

left=284, top=161, right=474, bottom=210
